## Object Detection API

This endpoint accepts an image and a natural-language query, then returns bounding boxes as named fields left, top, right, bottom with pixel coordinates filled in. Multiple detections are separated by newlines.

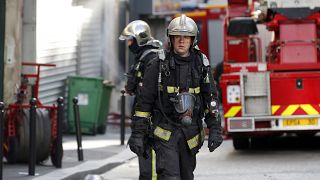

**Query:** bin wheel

left=4, top=137, right=19, bottom=163
left=97, top=124, right=106, bottom=134
left=51, top=139, right=63, bottom=167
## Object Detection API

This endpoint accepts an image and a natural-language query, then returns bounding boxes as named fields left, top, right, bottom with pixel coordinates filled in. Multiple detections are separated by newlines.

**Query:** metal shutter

left=37, top=1, right=78, bottom=105
left=37, top=0, right=104, bottom=105
left=76, top=0, right=103, bottom=77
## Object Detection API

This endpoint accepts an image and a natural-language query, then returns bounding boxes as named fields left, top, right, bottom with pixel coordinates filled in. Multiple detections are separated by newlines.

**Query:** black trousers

left=154, top=129, right=196, bottom=180
left=138, top=148, right=156, bottom=180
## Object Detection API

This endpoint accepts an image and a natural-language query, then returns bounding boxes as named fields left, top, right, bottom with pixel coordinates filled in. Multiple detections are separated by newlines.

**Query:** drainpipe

left=0, top=0, right=5, bottom=101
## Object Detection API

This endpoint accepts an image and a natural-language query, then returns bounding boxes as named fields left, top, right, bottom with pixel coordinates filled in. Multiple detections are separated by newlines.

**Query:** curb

left=32, top=148, right=136, bottom=180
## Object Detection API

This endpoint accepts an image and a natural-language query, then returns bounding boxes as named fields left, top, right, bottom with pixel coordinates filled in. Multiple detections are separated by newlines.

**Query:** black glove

left=208, top=127, right=223, bottom=152
left=128, top=117, right=149, bottom=157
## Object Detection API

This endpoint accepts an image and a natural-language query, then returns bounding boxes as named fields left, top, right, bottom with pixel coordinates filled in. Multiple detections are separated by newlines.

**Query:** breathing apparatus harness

left=156, top=50, right=201, bottom=127
left=156, top=49, right=182, bottom=126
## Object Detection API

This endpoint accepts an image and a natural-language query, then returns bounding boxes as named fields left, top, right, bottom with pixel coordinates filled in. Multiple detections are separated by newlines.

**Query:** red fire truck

left=221, top=0, right=320, bottom=149
left=180, top=5, right=226, bottom=67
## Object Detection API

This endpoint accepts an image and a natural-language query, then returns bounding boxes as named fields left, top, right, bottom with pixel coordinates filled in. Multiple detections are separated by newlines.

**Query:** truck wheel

left=16, top=110, right=29, bottom=162
left=36, top=109, right=52, bottom=163
left=233, top=137, right=250, bottom=150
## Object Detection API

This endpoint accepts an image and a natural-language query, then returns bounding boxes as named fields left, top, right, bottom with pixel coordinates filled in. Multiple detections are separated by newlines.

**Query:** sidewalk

left=3, top=124, right=133, bottom=180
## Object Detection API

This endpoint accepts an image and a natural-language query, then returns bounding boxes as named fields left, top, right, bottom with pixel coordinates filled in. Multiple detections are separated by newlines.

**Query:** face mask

left=173, top=92, right=195, bottom=126
left=128, top=39, right=140, bottom=54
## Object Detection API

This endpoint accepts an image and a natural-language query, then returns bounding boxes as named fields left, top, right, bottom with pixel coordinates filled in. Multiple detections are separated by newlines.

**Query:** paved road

left=3, top=125, right=131, bottom=180
left=102, top=136, right=320, bottom=180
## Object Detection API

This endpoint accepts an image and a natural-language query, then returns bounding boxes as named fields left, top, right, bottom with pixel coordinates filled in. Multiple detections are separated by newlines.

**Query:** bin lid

left=103, top=80, right=114, bottom=87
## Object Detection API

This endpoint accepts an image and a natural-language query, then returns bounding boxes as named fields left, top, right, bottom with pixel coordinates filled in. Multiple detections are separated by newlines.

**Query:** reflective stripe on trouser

left=138, top=148, right=157, bottom=180
left=155, top=129, right=195, bottom=180
left=187, top=129, right=205, bottom=150
left=154, top=125, right=204, bottom=150
left=152, top=149, right=157, bottom=180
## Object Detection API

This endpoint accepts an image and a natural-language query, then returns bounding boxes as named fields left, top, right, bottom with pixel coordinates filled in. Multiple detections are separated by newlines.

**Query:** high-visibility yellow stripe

left=187, top=133, right=201, bottom=149
left=166, top=86, right=201, bottom=94
left=300, top=104, right=319, bottom=115
left=134, top=111, right=150, bottom=118
left=225, top=104, right=319, bottom=117
left=224, top=106, right=241, bottom=117
left=154, top=126, right=171, bottom=141
left=167, top=86, right=179, bottom=93
left=281, top=105, right=299, bottom=116
left=272, top=105, right=280, bottom=115
left=189, top=87, right=200, bottom=94
left=151, top=149, right=157, bottom=180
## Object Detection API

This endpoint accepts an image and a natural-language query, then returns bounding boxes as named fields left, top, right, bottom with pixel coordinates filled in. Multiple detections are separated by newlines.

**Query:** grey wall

left=103, top=0, right=124, bottom=114
left=0, top=0, right=5, bottom=100
left=4, top=0, right=23, bottom=105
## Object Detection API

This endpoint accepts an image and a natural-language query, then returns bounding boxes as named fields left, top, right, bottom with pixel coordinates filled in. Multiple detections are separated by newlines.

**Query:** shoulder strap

left=139, top=49, right=156, bottom=61
left=193, top=49, right=210, bottom=67
left=201, top=53, right=210, bottom=67
left=139, top=49, right=166, bottom=61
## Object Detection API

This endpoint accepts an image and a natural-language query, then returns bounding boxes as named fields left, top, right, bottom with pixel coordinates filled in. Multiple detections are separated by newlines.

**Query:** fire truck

left=180, top=4, right=226, bottom=67
left=221, top=0, right=320, bottom=149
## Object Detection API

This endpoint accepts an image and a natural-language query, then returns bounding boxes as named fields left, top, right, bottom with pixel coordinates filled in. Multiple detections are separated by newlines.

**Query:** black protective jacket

left=126, top=45, right=160, bottom=96
left=134, top=49, right=221, bottom=153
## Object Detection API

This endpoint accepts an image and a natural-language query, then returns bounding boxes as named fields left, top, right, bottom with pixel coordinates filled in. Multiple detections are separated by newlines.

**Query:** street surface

left=3, top=125, right=130, bottom=180
left=102, top=135, right=320, bottom=180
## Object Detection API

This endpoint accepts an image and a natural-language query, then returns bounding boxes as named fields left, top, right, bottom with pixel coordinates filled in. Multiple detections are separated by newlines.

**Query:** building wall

left=102, top=0, right=125, bottom=113
left=4, top=0, right=23, bottom=105
left=3, top=0, right=132, bottom=116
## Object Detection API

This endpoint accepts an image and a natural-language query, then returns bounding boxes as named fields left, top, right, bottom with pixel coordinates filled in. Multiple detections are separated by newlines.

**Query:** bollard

left=0, top=102, right=4, bottom=180
left=73, top=97, right=83, bottom=161
left=120, top=90, right=126, bottom=145
left=29, top=98, right=37, bottom=176
left=55, top=97, right=64, bottom=168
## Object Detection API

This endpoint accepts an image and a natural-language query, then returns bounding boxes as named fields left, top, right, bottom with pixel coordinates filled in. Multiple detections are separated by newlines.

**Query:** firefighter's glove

left=128, top=116, right=149, bottom=157
left=208, top=121, right=223, bottom=152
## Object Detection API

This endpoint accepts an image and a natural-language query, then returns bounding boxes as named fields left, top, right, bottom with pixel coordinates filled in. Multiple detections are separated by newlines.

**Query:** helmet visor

left=119, top=34, right=133, bottom=41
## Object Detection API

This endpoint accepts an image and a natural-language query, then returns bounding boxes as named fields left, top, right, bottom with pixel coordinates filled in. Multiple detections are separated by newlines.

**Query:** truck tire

left=233, top=137, right=250, bottom=150
left=36, top=109, right=51, bottom=163
left=15, top=109, right=51, bottom=163
left=16, top=109, right=29, bottom=162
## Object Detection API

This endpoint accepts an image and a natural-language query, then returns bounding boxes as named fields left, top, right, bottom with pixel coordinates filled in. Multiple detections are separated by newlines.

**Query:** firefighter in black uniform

left=119, top=20, right=161, bottom=180
left=129, top=15, right=223, bottom=179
